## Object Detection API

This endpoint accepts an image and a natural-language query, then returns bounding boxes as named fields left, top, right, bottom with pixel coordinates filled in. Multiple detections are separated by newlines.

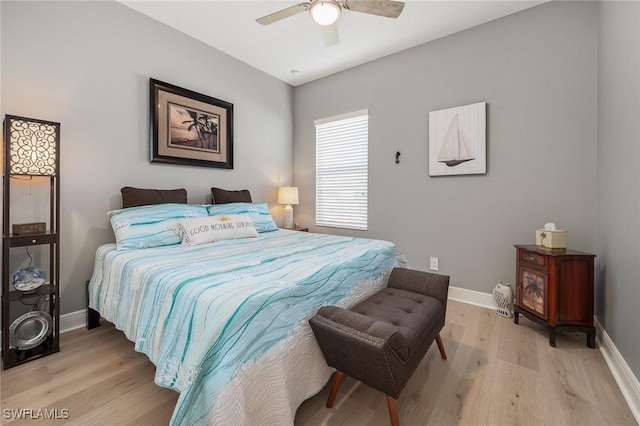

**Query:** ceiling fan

left=256, top=0, right=405, bottom=46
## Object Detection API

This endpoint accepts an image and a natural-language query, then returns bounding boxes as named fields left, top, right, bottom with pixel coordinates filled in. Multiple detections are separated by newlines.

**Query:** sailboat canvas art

left=429, top=102, right=486, bottom=176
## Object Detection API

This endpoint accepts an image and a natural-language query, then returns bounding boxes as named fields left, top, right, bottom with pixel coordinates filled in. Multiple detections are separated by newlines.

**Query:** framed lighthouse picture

left=428, top=102, right=486, bottom=176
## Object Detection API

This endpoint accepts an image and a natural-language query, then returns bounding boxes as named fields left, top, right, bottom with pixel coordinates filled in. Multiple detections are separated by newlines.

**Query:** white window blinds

left=315, top=110, right=368, bottom=230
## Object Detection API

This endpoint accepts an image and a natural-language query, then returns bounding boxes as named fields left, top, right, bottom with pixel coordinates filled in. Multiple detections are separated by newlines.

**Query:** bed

left=88, top=196, right=406, bottom=425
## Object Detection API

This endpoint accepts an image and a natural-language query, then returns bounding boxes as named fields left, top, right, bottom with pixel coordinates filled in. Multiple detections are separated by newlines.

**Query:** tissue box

left=536, top=229, right=567, bottom=249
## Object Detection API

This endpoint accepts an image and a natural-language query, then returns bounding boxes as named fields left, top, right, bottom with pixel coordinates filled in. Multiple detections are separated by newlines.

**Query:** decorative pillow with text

left=206, top=203, right=278, bottom=233
left=174, top=214, right=259, bottom=246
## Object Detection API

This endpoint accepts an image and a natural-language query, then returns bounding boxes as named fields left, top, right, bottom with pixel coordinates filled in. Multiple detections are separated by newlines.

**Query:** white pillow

left=174, top=214, right=258, bottom=246
left=109, top=203, right=208, bottom=250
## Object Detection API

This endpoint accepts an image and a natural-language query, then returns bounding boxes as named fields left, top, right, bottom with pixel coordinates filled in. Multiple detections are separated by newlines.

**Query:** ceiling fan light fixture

left=310, top=1, right=342, bottom=26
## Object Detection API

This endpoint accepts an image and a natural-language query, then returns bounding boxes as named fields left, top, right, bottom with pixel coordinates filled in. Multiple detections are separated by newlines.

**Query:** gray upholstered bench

left=309, top=267, right=449, bottom=426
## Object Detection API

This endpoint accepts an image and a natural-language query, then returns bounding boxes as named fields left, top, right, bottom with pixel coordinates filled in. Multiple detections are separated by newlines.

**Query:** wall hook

left=395, top=151, right=401, bottom=164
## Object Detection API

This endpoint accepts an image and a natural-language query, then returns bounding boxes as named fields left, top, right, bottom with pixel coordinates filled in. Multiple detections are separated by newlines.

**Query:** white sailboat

left=437, top=114, right=475, bottom=167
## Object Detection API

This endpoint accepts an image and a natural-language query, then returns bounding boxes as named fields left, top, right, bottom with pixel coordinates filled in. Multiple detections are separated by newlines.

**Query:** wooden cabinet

left=514, top=245, right=596, bottom=348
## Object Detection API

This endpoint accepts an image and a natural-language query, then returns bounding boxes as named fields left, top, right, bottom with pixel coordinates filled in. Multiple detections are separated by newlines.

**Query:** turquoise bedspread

left=89, top=229, right=405, bottom=425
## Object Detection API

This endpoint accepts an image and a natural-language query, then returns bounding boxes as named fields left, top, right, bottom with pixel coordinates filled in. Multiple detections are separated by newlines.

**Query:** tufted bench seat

left=309, top=268, right=449, bottom=426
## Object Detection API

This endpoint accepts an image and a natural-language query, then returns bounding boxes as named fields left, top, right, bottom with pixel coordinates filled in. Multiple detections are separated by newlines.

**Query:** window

left=315, top=110, right=368, bottom=230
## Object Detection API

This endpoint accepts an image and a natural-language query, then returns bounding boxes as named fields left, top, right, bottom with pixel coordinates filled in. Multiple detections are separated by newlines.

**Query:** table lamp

left=277, top=186, right=299, bottom=229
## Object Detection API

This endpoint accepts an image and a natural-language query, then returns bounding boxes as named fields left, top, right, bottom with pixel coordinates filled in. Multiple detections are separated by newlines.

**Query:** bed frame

left=86, top=280, right=100, bottom=329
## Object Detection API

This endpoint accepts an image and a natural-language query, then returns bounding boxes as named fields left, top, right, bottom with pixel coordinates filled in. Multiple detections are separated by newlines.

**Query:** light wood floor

left=0, top=300, right=636, bottom=425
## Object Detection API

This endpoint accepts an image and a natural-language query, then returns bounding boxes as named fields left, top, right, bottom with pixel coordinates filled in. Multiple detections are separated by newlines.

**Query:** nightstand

left=513, top=244, right=596, bottom=348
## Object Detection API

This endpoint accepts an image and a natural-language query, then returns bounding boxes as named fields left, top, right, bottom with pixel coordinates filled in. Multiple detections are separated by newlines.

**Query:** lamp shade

left=277, top=186, right=299, bottom=205
left=5, top=115, right=59, bottom=176
left=309, top=1, right=341, bottom=26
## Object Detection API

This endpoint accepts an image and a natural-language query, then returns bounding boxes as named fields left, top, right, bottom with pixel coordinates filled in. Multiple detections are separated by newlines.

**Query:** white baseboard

left=448, top=285, right=498, bottom=311
left=60, top=309, right=86, bottom=334
left=595, top=317, right=640, bottom=424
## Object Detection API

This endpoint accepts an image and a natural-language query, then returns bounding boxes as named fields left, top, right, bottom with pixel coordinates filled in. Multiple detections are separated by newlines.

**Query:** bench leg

left=326, top=371, right=345, bottom=408
left=386, top=394, right=399, bottom=426
left=435, top=333, right=447, bottom=360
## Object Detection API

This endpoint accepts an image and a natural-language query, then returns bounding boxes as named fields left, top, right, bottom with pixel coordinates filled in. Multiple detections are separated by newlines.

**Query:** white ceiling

left=120, top=1, right=545, bottom=86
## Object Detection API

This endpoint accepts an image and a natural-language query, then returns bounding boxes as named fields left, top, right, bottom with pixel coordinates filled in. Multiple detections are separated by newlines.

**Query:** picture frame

left=150, top=78, right=233, bottom=169
left=429, top=102, right=486, bottom=176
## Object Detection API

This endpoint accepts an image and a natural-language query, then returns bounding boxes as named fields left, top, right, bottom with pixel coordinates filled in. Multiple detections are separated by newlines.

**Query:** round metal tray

left=9, top=311, right=53, bottom=350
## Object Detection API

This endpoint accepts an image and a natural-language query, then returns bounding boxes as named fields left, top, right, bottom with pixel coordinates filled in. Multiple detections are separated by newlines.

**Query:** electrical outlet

left=430, top=257, right=439, bottom=271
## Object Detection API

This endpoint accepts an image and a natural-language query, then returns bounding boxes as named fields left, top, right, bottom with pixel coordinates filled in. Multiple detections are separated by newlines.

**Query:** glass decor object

left=11, top=266, right=46, bottom=293
left=278, top=186, right=299, bottom=229
left=8, top=116, right=58, bottom=176
left=493, top=280, right=514, bottom=318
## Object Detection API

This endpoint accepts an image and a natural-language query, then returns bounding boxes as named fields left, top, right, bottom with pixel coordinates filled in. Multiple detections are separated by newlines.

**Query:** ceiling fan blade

left=344, top=0, right=404, bottom=19
left=256, top=3, right=310, bottom=25
left=323, top=23, right=340, bottom=46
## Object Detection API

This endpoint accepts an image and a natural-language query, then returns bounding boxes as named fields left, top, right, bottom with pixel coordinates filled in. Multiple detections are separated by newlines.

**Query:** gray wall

left=1, top=1, right=294, bottom=314
left=596, top=1, right=640, bottom=377
left=294, top=2, right=597, bottom=293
